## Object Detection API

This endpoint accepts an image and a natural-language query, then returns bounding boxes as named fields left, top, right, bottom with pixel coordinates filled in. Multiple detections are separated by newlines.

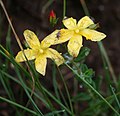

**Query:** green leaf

left=72, top=93, right=91, bottom=102
left=84, top=69, right=95, bottom=78
left=74, top=47, right=90, bottom=62
left=88, top=23, right=99, bottom=30
left=80, top=64, right=88, bottom=73
left=45, top=110, right=65, bottom=116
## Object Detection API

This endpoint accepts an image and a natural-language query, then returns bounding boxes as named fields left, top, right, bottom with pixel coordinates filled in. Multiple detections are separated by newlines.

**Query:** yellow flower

left=47, top=16, right=106, bottom=57
left=15, top=30, right=64, bottom=76
left=63, top=16, right=106, bottom=57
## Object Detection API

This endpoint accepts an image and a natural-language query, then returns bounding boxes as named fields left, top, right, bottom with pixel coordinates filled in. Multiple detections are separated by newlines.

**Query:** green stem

left=73, top=77, right=78, bottom=114
left=99, top=48, right=111, bottom=87
left=36, top=78, right=55, bottom=112
left=0, top=0, right=36, bottom=100
left=80, top=0, right=117, bottom=86
left=63, top=0, right=66, bottom=19
left=0, top=96, right=38, bottom=116
left=57, top=67, right=74, bottom=116
left=65, top=63, right=120, bottom=116
left=42, top=86, right=72, bottom=115
left=80, top=0, right=90, bottom=16
left=0, top=0, right=23, bottom=50
left=98, top=42, right=117, bottom=86
left=110, top=85, right=120, bottom=109
left=52, top=63, right=61, bottom=102
left=42, top=0, right=54, bottom=14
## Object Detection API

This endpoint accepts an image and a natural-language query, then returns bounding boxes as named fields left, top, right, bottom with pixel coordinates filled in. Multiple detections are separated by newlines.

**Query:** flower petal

left=63, top=17, right=77, bottom=30
left=41, top=29, right=73, bottom=48
left=24, top=30, right=41, bottom=49
left=46, top=48, right=64, bottom=66
left=80, top=29, right=106, bottom=41
left=68, top=34, right=83, bottom=57
left=15, top=49, right=36, bottom=62
left=35, top=55, right=47, bottom=76
left=77, top=16, right=94, bottom=29
left=41, top=30, right=59, bottom=48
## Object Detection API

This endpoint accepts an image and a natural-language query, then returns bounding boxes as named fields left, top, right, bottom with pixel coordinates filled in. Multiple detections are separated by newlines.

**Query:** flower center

left=39, top=49, right=44, bottom=54
left=75, top=29, right=79, bottom=33
left=66, top=21, right=70, bottom=25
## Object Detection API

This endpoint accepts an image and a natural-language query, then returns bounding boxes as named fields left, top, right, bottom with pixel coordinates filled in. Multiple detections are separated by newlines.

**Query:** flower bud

left=49, top=10, right=58, bottom=27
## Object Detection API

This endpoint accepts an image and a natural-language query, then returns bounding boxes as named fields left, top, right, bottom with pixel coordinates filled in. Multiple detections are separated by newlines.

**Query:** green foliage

left=74, top=47, right=90, bottom=63
left=88, top=23, right=100, bottom=30
left=0, top=26, right=120, bottom=116
left=0, top=0, right=120, bottom=116
left=49, top=16, right=59, bottom=27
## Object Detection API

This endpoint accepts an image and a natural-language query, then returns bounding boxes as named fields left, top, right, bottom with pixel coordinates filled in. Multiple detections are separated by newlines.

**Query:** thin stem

left=35, top=79, right=55, bottom=111
left=99, top=47, right=111, bottom=87
left=15, top=67, right=43, bottom=115
left=0, top=0, right=23, bottom=50
left=0, top=0, right=35, bottom=100
left=110, top=85, right=120, bottom=109
left=57, top=67, right=74, bottom=116
left=65, top=63, right=120, bottom=116
left=98, top=42, right=117, bottom=86
left=81, top=92, right=120, bottom=114
left=42, top=0, right=54, bottom=14
left=80, top=0, right=117, bottom=87
left=0, top=96, right=38, bottom=116
left=73, top=77, right=78, bottom=114
left=80, top=0, right=89, bottom=16
left=63, top=0, right=66, bottom=19
left=52, top=63, right=61, bottom=101
left=42, top=86, right=72, bottom=115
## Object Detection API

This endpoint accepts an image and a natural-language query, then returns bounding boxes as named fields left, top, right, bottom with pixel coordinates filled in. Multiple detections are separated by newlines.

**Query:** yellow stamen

left=75, top=29, right=79, bottom=33
left=66, top=21, right=70, bottom=25
left=39, top=49, right=44, bottom=54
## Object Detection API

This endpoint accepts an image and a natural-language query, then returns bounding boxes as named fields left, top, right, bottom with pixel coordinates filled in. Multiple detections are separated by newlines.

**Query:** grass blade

left=0, top=96, right=38, bottom=115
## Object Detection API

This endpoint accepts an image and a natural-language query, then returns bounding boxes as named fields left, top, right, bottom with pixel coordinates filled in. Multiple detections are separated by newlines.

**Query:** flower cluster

left=15, top=16, right=106, bottom=76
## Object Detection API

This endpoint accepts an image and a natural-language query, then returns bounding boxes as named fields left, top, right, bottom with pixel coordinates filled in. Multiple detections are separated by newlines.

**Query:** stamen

left=39, top=49, right=44, bottom=53
left=75, top=29, right=79, bottom=33
left=66, top=21, right=70, bottom=25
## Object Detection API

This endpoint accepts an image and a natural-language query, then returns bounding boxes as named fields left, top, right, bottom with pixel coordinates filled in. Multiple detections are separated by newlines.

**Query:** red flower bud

left=49, top=10, right=56, bottom=19
left=49, top=10, right=58, bottom=27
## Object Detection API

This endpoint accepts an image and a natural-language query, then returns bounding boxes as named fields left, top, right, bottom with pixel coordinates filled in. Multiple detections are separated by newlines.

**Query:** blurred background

left=0, top=0, right=120, bottom=115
